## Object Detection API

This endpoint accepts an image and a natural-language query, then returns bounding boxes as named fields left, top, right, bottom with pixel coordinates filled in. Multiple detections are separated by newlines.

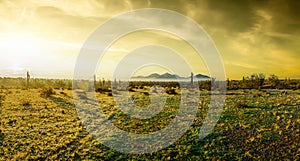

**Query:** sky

left=0, top=0, right=299, bottom=79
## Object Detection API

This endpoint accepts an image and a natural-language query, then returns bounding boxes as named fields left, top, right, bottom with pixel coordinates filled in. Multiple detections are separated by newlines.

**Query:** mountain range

left=132, top=73, right=210, bottom=79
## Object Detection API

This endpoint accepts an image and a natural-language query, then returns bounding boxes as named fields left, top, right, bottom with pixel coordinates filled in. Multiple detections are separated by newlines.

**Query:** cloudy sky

left=0, top=0, right=299, bottom=79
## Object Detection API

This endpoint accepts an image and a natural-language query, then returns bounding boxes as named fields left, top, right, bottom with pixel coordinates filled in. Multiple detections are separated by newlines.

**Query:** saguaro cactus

left=102, top=78, right=105, bottom=87
left=191, top=72, right=194, bottom=86
left=94, top=75, right=97, bottom=88
left=113, top=78, right=117, bottom=89
left=26, top=71, right=30, bottom=88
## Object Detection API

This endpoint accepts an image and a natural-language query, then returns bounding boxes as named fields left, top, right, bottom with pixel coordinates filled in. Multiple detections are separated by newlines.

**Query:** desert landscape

left=1, top=0, right=300, bottom=160
left=0, top=76, right=299, bottom=160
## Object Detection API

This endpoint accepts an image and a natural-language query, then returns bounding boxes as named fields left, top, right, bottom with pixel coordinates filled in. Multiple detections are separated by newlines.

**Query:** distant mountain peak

left=132, top=72, right=209, bottom=79
left=194, top=74, right=210, bottom=79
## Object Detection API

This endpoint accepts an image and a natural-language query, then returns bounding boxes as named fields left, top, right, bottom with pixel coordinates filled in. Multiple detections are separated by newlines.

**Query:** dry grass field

left=0, top=87, right=299, bottom=160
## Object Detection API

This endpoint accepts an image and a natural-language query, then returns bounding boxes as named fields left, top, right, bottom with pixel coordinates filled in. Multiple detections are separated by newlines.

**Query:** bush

left=233, top=100, right=248, bottom=108
left=21, top=99, right=31, bottom=107
left=107, top=92, right=113, bottom=96
left=0, top=94, right=5, bottom=107
left=60, top=91, right=67, bottom=96
left=40, top=87, right=56, bottom=97
left=0, top=129, right=4, bottom=145
left=96, top=87, right=111, bottom=93
left=165, top=88, right=177, bottom=95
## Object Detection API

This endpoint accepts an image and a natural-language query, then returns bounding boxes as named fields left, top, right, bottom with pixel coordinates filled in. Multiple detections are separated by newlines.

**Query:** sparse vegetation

left=228, top=74, right=300, bottom=90
left=0, top=77, right=299, bottom=160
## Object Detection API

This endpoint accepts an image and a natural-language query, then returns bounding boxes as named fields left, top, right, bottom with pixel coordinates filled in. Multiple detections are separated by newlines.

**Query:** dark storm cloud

left=137, top=0, right=300, bottom=37
left=117, top=0, right=300, bottom=77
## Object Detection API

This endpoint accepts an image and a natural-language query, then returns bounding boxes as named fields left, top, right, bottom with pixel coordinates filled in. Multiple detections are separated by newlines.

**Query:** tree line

left=227, top=73, right=300, bottom=90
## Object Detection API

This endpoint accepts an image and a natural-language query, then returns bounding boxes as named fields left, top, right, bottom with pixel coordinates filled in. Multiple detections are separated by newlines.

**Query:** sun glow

left=0, top=32, right=42, bottom=69
left=0, top=32, right=41, bottom=53
left=9, top=64, right=25, bottom=73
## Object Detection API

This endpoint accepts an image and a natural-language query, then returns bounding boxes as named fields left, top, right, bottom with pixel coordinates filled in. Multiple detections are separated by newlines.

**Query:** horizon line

left=1, top=76, right=299, bottom=81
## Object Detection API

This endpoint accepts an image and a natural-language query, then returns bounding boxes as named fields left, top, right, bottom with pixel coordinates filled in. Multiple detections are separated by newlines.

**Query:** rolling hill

left=132, top=73, right=210, bottom=79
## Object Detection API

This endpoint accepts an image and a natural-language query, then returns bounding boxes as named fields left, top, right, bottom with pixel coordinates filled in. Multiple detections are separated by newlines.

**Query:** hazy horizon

left=1, top=71, right=299, bottom=80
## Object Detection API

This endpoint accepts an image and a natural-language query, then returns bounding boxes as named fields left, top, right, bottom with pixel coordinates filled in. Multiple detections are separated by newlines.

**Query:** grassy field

left=0, top=87, right=299, bottom=160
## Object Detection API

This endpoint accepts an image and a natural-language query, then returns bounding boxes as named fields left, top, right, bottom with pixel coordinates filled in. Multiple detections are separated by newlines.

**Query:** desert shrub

left=252, top=92, right=263, bottom=97
left=0, top=94, right=5, bottom=107
left=280, top=90, right=287, bottom=95
left=60, top=91, right=67, bottom=96
left=40, top=87, right=56, bottom=97
left=0, top=93, right=4, bottom=98
left=128, top=87, right=135, bottom=92
left=233, top=100, right=248, bottom=108
left=142, top=92, right=150, bottom=95
left=107, top=92, right=113, bottom=96
left=21, top=99, right=31, bottom=107
left=0, top=129, right=3, bottom=146
left=96, top=87, right=111, bottom=93
left=165, top=88, right=177, bottom=95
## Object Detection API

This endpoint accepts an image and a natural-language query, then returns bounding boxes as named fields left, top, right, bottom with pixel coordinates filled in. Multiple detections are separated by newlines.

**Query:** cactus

left=26, top=71, right=30, bottom=89
left=113, top=78, right=117, bottom=89
left=191, top=72, right=194, bottom=86
left=94, top=75, right=97, bottom=89
left=102, top=78, right=105, bottom=87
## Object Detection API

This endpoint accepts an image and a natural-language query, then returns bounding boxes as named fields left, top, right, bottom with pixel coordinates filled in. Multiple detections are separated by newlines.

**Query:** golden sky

left=0, top=0, right=299, bottom=79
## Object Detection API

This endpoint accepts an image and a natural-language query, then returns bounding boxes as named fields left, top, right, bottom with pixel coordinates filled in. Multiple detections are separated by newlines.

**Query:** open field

left=0, top=86, right=299, bottom=160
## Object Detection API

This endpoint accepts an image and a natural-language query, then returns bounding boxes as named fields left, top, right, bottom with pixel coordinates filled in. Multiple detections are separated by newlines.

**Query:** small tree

left=258, top=73, right=265, bottom=89
left=268, top=74, right=279, bottom=88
